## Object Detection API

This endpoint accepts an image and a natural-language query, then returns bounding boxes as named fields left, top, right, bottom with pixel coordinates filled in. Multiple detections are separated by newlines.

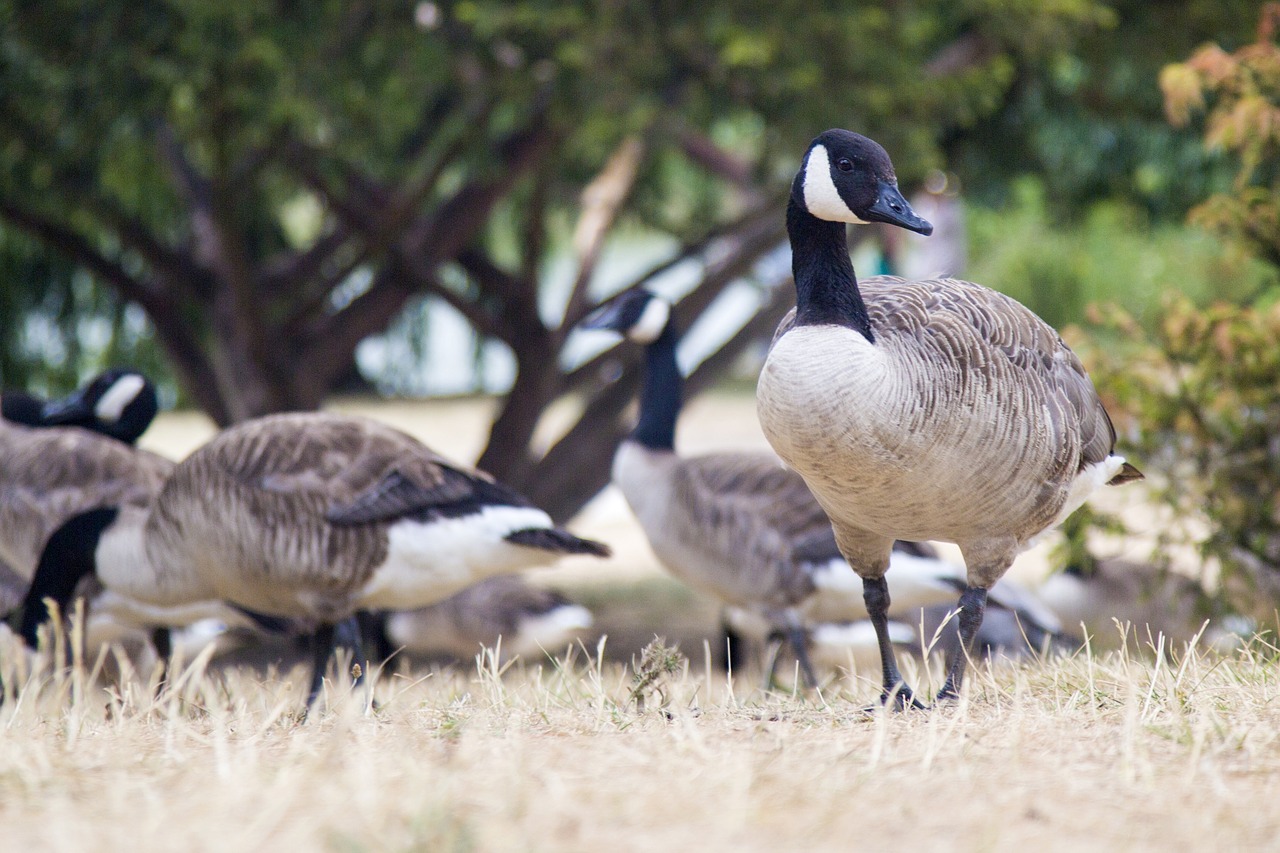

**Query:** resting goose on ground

left=379, top=576, right=593, bottom=663
left=582, top=289, right=993, bottom=686
left=756, top=129, right=1142, bottom=707
left=1037, top=558, right=1251, bottom=652
left=34, top=412, right=610, bottom=710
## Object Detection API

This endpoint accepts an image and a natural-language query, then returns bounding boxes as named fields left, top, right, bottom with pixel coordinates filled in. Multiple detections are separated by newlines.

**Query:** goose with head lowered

left=2, top=367, right=159, bottom=445
left=582, top=289, right=1016, bottom=686
left=32, top=412, right=610, bottom=711
left=756, top=129, right=1142, bottom=707
left=0, top=370, right=285, bottom=663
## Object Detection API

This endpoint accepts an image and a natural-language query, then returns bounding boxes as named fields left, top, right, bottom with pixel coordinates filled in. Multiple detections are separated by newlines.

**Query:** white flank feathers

left=509, top=604, right=594, bottom=657
left=359, top=506, right=557, bottom=610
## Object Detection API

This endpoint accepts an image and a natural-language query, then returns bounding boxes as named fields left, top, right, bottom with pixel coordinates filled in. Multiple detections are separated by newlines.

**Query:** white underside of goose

left=357, top=506, right=559, bottom=611
left=806, top=551, right=968, bottom=622
left=504, top=604, right=593, bottom=658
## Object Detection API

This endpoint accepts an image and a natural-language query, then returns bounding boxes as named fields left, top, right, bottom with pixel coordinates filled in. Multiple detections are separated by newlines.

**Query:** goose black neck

left=17, top=506, right=118, bottom=648
left=786, top=198, right=873, bottom=342
left=632, top=325, right=682, bottom=450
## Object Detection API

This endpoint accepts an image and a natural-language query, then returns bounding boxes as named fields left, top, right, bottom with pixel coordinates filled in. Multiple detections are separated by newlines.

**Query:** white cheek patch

left=803, top=145, right=870, bottom=225
left=94, top=374, right=146, bottom=423
left=627, top=297, right=671, bottom=344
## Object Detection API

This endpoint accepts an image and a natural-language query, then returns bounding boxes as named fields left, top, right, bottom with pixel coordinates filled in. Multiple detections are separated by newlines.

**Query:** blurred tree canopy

left=0, top=0, right=1241, bottom=516
left=1077, top=6, right=1280, bottom=613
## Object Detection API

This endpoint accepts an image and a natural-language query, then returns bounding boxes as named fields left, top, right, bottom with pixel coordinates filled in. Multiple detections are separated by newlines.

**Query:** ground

left=1, top=394, right=1277, bottom=852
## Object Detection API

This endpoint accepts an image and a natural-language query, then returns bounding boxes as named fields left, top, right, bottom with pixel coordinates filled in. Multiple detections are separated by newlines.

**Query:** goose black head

left=580, top=289, right=673, bottom=344
left=40, top=368, right=159, bottom=445
left=1, top=389, right=45, bottom=426
left=792, top=129, right=933, bottom=236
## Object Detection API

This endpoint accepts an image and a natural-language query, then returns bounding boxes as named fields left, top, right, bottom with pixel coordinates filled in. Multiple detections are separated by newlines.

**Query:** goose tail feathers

left=504, top=527, right=612, bottom=558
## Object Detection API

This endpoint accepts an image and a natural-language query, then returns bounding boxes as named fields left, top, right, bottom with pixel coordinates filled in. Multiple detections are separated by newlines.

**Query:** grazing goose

left=582, top=289, right=987, bottom=686
left=2, top=368, right=158, bottom=445
left=380, top=576, right=593, bottom=663
left=35, top=412, right=610, bottom=709
left=756, top=129, right=1142, bottom=707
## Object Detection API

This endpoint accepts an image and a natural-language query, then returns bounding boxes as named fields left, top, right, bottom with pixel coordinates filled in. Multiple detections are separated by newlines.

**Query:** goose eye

left=836, top=158, right=854, bottom=172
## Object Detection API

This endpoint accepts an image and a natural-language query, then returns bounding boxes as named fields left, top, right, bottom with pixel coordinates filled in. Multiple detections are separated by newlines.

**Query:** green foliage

left=1077, top=297, right=1280, bottom=608
left=955, top=0, right=1262, bottom=219
left=966, top=177, right=1277, bottom=331
left=1161, top=3, right=1280, bottom=271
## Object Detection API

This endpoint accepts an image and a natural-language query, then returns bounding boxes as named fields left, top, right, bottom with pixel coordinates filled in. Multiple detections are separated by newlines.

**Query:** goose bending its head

left=756, top=129, right=1141, bottom=707
left=29, top=412, right=610, bottom=712
left=2, top=368, right=159, bottom=445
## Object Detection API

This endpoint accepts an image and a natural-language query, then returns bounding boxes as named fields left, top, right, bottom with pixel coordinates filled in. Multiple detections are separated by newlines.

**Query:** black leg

left=356, top=610, right=394, bottom=665
left=150, top=626, right=172, bottom=695
left=332, top=615, right=367, bottom=688
left=863, top=576, right=926, bottom=710
left=936, top=585, right=989, bottom=702
left=304, top=622, right=337, bottom=713
left=761, top=632, right=785, bottom=689
left=785, top=622, right=819, bottom=690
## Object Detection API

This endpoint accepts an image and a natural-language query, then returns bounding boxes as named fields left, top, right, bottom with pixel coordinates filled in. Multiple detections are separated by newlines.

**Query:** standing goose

left=582, top=289, right=1001, bottom=686
left=756, top=129, right=1141, bottom=707
left=39, top=412, right=610, bottom=710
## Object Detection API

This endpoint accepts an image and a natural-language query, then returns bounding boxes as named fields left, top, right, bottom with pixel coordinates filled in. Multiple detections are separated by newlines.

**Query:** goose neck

left=786, top=198, right=873, bottom=342
left=632, top=325, right=681, bottom=451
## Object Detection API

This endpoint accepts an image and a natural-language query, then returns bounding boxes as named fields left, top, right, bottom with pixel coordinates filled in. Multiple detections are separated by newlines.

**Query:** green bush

left=1073, top=296, right=1280, bottom=615
left=966, top=177, right=1277, bottom=331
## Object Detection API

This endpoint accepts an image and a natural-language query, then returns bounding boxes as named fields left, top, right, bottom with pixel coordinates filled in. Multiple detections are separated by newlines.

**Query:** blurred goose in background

left=30, top=412, right=610, bottom=711
left=0, top=370, right=276, bottom=663
left=756, top=129, right=1142, bottom=706
left=1038, top=558, right=1251, bottom=652
left=581, top=289, right=991, bottom=687
left=378, top=575, right=593, bottom=664
left=2, top=368, right=158, bottom=445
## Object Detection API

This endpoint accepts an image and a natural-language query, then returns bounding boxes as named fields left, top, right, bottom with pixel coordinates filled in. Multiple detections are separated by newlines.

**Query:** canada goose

left=0, top=415, right=173, bottom=585
left=33, top=412, right=610, bottom=710
left=380, top=576, right=594, bottom=663
left=1037, top=559, right=1249, bottom=652
left=2, top=368, right=158, bottom=445
left=756, top=129, right=1142, bottom=707
left=582, top=289, right=991, bottom=686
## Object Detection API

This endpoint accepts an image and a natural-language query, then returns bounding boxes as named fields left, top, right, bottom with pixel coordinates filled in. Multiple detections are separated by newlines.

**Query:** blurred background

left=2, top=0, right=1278, bottom=632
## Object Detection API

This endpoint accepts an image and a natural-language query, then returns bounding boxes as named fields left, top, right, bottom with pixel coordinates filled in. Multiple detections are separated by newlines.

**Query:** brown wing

left=198, top=412, right=503, bottom=517
left=861, top=276, right=1121, bottom=471
left=674, top=452, right=832, bottom=541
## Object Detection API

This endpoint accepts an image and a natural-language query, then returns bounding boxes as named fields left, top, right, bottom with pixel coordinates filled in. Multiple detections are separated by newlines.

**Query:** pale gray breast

left=0, top=425, right=172, bottom=576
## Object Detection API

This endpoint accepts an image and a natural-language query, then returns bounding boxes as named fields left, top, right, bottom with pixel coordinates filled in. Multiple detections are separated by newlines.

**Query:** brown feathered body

left=127, top=413, right=608, bottom=623
left=758, top=276, right=1139, bottom=586
left=0, top=420, right=172, bottom=579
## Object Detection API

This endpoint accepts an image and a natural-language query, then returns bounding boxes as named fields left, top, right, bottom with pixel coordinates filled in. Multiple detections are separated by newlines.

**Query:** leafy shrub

left=1073, top=296, right=1280, bottom=615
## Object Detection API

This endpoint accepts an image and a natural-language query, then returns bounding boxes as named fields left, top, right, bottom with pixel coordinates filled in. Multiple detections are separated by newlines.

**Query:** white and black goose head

left=792, top=129, right=933, bottom=235
left=38, top=368, right=159, bottom=445
left=580, top=288, right=673, bottom=344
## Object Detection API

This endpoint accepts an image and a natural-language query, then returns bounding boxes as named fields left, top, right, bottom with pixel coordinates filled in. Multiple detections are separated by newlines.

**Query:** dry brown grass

left=4, top=395, right=1275, bottom=851
left=2, top=621, right=1280, bottom=853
